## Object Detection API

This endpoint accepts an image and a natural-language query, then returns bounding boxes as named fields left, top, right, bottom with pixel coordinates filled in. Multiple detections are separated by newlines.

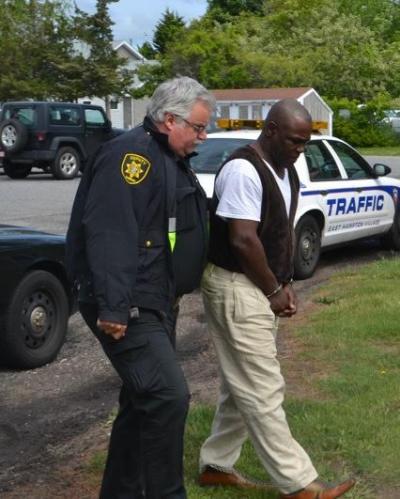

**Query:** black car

left=0, top=101, right=123, bottom=180
left=0, top=225, right=74, bottom=369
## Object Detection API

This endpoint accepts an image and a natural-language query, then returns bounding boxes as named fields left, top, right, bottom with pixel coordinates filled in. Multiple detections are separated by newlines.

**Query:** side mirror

left=373, top=163, right=391, bottom=177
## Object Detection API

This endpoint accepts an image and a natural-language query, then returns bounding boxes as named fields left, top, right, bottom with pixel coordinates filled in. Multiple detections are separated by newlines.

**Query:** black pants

left=80, top=303, right=189, bottom=499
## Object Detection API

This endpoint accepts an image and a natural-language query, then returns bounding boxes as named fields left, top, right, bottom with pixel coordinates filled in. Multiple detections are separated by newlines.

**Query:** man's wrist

left=266, top=283, right=283, bottom=299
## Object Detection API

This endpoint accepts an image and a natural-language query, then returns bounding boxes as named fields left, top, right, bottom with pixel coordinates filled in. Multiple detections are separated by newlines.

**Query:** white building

left=212, top=87, right=333, bottom=135
left=78, top=41, right=153, bottom=129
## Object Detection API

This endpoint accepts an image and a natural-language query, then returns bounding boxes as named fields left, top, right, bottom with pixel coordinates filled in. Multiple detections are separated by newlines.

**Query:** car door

left=299, top=139, right=352, bottom=247
left=325, top=139, right=394, bottom=239
left=82, top=107, right=110, bottom=156
left=47, top=104, right=82, bottom=148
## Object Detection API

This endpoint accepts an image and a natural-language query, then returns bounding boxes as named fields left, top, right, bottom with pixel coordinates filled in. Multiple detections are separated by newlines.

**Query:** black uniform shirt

left=173, top=156, right=208, bottom=296
left=66, top=117, right=208, bottom=325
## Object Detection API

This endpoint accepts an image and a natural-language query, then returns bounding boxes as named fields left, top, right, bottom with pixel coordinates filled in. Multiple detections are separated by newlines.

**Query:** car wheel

left=3, top=159, right=32, bottom=179
left=381, top=209, right=400, bottom=250
left=294, top=215, right=321, bottom=280
left=0, top=119, right=28, bottom=153
left=1, top=270, right=69, bottom=369
left=52, top=146, right=80, bottom=179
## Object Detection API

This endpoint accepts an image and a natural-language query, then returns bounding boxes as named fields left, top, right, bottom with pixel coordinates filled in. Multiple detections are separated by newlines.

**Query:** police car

left=191, top=121, right=400, bottom=279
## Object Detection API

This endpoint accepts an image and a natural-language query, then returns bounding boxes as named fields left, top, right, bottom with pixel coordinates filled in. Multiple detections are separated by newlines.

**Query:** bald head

left=257, top=98, right=312, bottom=171
left=265, top=98, right=312, bottom=129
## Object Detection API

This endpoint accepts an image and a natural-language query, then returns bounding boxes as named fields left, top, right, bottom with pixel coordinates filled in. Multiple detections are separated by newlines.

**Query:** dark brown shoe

left=280, top=478, right=356, bottom=498
left=199, top=465, right=271, bottom=489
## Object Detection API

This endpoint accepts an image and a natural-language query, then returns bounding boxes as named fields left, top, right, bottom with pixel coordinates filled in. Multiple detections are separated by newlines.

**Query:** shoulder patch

left=121, top=153, right=151, bottom=185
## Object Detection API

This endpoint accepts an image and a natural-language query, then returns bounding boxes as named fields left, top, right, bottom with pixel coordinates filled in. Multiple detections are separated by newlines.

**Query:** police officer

left=66, top=77, right=215, bottom=499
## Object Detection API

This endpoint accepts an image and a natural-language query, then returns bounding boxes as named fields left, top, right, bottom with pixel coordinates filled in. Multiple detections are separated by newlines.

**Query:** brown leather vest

left=208, top=145, right=299, bottom=283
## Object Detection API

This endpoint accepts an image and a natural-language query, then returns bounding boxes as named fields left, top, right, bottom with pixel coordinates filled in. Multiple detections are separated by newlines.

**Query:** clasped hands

left=268, top=283, right=297, bottom=318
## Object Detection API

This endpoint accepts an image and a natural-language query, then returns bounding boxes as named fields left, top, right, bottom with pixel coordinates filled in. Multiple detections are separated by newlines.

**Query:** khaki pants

left=199, top=263, right=318, bottom=494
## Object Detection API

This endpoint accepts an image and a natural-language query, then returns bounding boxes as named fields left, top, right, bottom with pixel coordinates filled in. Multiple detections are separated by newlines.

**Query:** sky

left=75, top=0, right=208, bottom=49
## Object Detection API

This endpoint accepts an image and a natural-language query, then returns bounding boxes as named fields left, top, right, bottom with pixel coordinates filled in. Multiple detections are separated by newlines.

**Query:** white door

left=325, top=139, right=394, bottom=239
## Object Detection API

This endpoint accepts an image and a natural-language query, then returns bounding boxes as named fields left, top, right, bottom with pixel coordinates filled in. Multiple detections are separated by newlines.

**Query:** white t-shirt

left=215, top=158, right=291, bottom=221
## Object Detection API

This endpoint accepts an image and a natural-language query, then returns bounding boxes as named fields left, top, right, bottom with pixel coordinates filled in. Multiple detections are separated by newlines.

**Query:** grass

left=84, top=258, right=400, bottom=498
left=358, top=146, right=400, bottom=156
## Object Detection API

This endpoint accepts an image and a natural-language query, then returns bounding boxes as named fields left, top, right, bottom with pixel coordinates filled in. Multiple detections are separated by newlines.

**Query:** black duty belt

left=129, top=306, right=166, bottom=322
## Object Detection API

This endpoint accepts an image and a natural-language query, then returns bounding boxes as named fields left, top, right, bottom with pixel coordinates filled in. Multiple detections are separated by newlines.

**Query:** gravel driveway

left=0, top=238, right=394, bottom=497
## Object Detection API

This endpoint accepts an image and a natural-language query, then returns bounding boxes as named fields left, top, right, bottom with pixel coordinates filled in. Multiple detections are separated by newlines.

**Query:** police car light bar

left=312, top=121, right=329, bottom=133
left=216, top=118, right=329, bottom=133
left=216, top=119, right=264, bottom=130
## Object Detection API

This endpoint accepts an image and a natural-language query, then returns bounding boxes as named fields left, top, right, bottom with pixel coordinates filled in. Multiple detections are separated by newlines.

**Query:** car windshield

left=191, top=138, right=253, bottom=173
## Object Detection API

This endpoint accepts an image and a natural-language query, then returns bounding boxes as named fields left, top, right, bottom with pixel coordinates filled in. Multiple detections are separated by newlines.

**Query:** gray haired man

left=66, top=77, right=215, bottom=498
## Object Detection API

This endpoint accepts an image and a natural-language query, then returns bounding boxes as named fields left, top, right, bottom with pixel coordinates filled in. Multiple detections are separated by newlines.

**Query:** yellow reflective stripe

left=168, top=231, right=176, bottom=252
left=168, top=217, right=177, bottom=251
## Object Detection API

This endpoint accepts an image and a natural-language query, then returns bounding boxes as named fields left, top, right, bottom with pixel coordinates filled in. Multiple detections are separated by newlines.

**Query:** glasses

left=174, top=115, right=207, bottom=135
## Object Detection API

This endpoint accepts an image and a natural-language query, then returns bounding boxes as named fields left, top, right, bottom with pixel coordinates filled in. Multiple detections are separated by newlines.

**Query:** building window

left=252, top=104, right=262, bottom=120
left=219, top=105, right=230, bottom=118
left=238, top=105, right=248, bottom=119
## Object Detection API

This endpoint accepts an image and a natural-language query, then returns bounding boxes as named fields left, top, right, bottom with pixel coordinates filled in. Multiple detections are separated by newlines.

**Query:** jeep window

left=84, top=109, right=106, bottom=126
left=5, top=106, right=36, bottom=126
left=49, top=106, right=81, bottom=126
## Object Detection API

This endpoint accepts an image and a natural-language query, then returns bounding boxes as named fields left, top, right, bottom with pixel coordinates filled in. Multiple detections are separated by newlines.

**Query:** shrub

left=326, top=96, right=400, bottom=147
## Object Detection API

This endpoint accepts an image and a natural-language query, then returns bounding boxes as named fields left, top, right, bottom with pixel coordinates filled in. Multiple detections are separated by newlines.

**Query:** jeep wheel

left=52, top=146, right=80, bottom=180
left=0, top=118, right=28, bottom=153
left=3, top=160, right=32, bottom=179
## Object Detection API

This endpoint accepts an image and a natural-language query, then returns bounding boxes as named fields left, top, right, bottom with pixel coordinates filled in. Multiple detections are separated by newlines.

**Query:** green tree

left=207, top=0, right=265, bottom=16
left=137, top=41, right=157, bottom=59
left=0, top=0, right=80, bottom=101
left=134, top=15, right=256, bottom=96
left=74, top=0, right=134, bottom=115
left=153, top=8, right=185, bottom=54
left=246, top=1, right=393, bottom=100
left=337, top=0, right=400, bottom=41
left=135, top=0, right=400, bottom=102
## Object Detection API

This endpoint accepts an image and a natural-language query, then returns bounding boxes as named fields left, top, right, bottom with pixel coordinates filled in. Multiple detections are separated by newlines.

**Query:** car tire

left=381, top=209, right=400, bottom=250
left=3, top=159, right=32, bottom=179
left=294, top=215, right=321, bottom=280
left=1, top=270, right=69, bottom=369
left=52, top=146, right=80, bottom=180
left=0, top=118, right=28, bottom=153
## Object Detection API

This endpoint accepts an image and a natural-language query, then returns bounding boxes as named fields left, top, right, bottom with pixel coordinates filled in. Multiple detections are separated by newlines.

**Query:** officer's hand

left=97, top=320, right=127, bottom=340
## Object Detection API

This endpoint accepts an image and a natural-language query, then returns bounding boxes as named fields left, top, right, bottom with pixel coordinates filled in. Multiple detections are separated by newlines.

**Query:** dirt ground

left=0, top=244, right=398, bottom=498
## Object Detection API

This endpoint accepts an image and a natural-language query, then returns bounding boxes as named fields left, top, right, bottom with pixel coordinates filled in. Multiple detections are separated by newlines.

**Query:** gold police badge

left=121, top=153, right=151, bottom=185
